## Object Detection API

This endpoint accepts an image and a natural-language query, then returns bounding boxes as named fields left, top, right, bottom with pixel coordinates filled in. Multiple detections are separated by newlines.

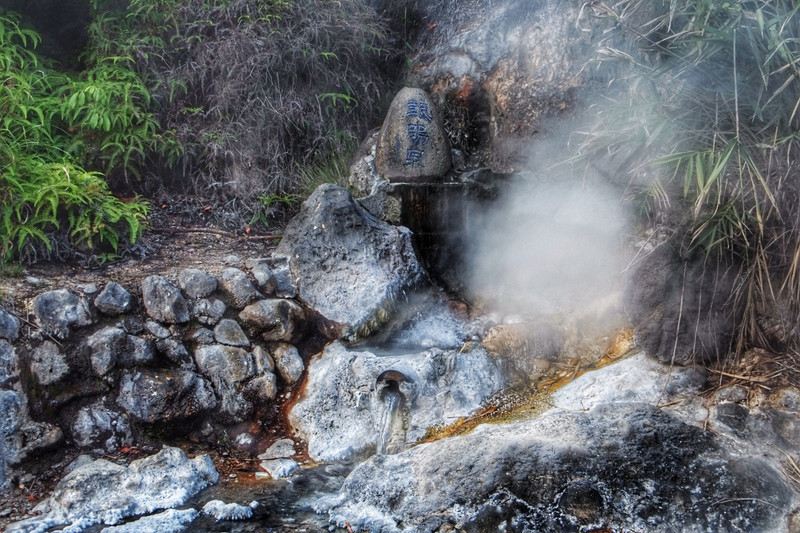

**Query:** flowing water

left=376, top=389, right=401, bottom=455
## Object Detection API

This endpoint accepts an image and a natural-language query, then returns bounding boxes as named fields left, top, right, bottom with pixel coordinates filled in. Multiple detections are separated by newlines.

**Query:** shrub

left=88, top=0, right=397, bottom=203
left=580, top=0, right=800, bottom=353
left=0, top=12, right=150, bottom=263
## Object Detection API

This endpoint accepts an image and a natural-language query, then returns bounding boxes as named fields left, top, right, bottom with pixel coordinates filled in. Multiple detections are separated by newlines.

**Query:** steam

left=467, top=163, right=629, bottom=318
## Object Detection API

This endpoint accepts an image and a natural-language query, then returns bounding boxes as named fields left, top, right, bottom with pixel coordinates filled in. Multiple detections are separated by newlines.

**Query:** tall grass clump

left=88, top=0, right=397, bottom=204
left=580, top=0, right=800, bottom=353
left=0, top=12, right=149, bottom=263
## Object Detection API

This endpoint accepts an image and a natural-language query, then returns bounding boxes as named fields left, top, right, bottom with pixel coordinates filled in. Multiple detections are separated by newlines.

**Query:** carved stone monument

left=375, top=87, right=451, bottom=181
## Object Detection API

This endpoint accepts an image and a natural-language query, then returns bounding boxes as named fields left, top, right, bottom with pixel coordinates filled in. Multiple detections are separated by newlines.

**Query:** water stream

left=376, top=388, right=401, bottom=456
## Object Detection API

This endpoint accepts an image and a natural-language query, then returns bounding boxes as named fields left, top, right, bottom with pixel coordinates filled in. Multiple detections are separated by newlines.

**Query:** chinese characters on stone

left=405, top=100, right=432, bottom=167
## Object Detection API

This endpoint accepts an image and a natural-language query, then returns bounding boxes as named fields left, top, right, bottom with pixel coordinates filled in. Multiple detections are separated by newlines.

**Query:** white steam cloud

left=467, top=168, right=628, bottom=317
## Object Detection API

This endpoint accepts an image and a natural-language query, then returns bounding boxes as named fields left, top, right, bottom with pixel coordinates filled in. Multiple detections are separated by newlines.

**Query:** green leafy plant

left=580, top=0, right=800, bottom=353
left=0, top=12, right=150, bottom=263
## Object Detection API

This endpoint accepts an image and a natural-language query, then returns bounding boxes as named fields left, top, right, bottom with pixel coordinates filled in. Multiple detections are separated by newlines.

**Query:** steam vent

left=376, top=87, right=451, bottom=181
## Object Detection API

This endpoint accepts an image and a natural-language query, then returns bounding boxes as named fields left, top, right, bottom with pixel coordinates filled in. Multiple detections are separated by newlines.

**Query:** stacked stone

left=0, top=257, right=308, bottom=489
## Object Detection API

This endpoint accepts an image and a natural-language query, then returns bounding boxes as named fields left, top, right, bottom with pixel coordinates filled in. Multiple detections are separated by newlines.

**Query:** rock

left=289, top=341, right=505, bottom=461
left=30, top=340, right=70, bottom=385
left=219, top=268, right=262, bottom=309
left=6, top=447, right=218, bottom=532
left=258, top=438, right=295, bottom=460
left=191, top=298, right=227, bottom=326
left=550, top=352, right=707, bottom=412
left=100, top=508, right=199, bottom=532
left=145, top=319, right=171, bottom=339
left=357, top=179, right=402, bottom=223
left=252, top=345, right=275, bottom=374
left=78, top=283, right=99, bottom=295
left=406, top=0, right=586, bottom=169
left=194, top=344, right=256, bottom=421
left=33, top=289, right=93, bottom=339
left=232, top=432, right=257, bottom=453
left=715, top=385, right=748, bottom=404
left=202, top=500, right=256, bottom=521
left=245, top=259, right=278, bottom=293
left=87, top=326, right=125, bottom=376
left=213, top=319, right=250, bottom=347
left=260, top=458, right=298, bottom=479
left=263, top=256, right=297, bottom=298
left=270, top=342, right=304, bottom=385
left=348, top=130, right=383, bottom=197
left=141, top=276, right=190, bottom=324
left=0, top=305, right=20, bottom=340
left=187, top=327, right=215, bottom=345
left=375, top=87, right=451, bottom=181
left=72, top=403, right=132, bottom=452
left=119, top=315, right=144, bottom=335
left=0, top=390, right=62, bottom=487
left=0, top=390, right=23, bottom=489
left=155, top=339, right=194, bottom=369
left=178, top=268, right=218, bottom=299
left=116, top=369, right=217, bottom=423
left=86, top=327, right=154, bottom=376
left=0, top=340, right=18, bottom=387
left=239, top=299, right=305, bottom=342
left=244, top=373, right=277, bottom=402
left=275, top=184, right=426, bottom=339
left=94, top=282, right=132, bottom=316
left=626, top=245, right=739, bottom=364
left=121, top=335, right=154, bottom=367
left=481, top=321, right=565, bottom=383
left=319, top=403, right=794, bottom=533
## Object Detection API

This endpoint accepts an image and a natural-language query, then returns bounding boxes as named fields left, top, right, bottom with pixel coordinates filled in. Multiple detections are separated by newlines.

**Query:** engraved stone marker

left=376, top=87, right=451, bottom=181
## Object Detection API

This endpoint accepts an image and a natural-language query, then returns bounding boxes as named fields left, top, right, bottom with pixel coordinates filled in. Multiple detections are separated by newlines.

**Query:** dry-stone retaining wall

left=0, top=257, right=320, bottom=489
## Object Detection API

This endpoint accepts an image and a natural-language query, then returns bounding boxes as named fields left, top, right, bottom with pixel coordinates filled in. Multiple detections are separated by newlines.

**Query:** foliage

left=88, top=0, right=398, bottom=202
left=0, top=12, right=150, bottom=263
left=581, top=0, right=800, bottom=352
left=57, top=56, right=172, bottom=182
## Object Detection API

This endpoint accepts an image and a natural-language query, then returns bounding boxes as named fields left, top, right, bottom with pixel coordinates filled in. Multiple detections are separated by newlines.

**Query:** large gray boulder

left=191, top=297, right=226, bottom=326
left=6, top=447, right=218, bottom=532
left=319, top=402, right=795, bottom=533
left=288, top=341, right=505, bottom=461
left=375, top=87, right=451, bottom=181
left=0, top=305, right=20, bottom=340
left=116, top=369, right=217, bottom=423
left=213, top=318, right=250, bottom=347
left=33, top=289, right=93, bottom=339
left=141, top=276, right=189, bottom=324
left=275, top=184, right=426, bottom=340
left=0, top=390, right=62, bottom=489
